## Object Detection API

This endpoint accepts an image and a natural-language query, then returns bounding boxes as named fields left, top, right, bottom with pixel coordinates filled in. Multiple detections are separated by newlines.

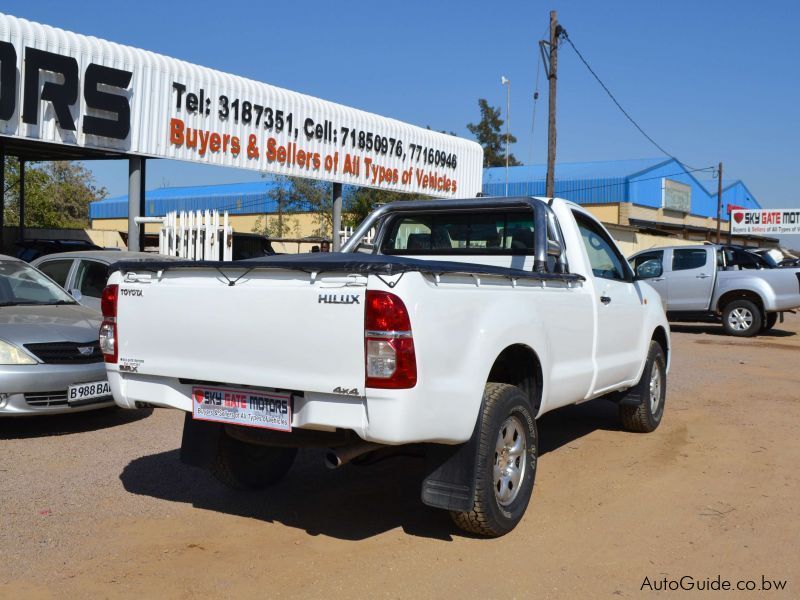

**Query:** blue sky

left=6, top=0, right=799, bottom=212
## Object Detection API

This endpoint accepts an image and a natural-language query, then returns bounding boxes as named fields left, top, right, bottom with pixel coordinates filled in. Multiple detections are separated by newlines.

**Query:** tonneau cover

left=112, top=253, right=585, bottom=282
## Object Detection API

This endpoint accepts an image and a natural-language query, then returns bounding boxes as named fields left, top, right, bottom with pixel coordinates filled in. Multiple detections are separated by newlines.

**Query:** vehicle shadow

left=670, top=324, right=796, bottom=338
left=0, top=406, right=153, bottom=440
left=119, top=400, right=622, bottom=541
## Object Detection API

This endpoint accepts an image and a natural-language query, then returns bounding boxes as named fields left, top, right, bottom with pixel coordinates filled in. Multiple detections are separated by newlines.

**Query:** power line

left=528, top=43, right=542, bottom=165
left=560, top=30, right=699, bottom=169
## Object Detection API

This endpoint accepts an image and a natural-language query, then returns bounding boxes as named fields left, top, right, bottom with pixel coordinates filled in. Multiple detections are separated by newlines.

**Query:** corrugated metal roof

left=90, top=180, right=289, bottom=219
left=483, top=158, right=669, bottom=186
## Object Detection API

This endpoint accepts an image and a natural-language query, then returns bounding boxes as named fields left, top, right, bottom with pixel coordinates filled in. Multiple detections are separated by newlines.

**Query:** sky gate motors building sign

left=730, top=209, right=800, bottom=236
left=0, top=13, right=483, bottom=197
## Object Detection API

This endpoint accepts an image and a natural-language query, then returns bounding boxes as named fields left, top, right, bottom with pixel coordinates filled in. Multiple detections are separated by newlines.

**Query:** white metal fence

left=137, top=210, right=233, bottom=261
left=339, top=226, right=375, bottom=248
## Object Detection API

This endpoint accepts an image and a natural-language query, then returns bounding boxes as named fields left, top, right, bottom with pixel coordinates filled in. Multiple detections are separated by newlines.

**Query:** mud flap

left=179, top=412, right=223, bottom=468
left=420, top=419, right=481, bottom=512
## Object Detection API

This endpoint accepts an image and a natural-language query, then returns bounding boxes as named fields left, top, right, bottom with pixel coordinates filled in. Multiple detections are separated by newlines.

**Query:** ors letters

left=0, top=41, right=132, bottom=139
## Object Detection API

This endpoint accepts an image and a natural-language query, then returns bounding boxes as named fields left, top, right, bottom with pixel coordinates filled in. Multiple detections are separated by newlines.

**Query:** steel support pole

left=503, top=78, right=510, bottom=196
left=18, top=159, right=24, bottom=243
left=127, top=157, right=146, bottom=251
left=715, top=162, right=723, bottom=243
left=0, top=141, right=4, bottom=251
left=332, top=182, right=343, bottom=251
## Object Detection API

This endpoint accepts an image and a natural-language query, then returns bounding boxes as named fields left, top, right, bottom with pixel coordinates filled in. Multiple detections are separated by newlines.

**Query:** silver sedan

left=0, top=255, right=113, bottom=416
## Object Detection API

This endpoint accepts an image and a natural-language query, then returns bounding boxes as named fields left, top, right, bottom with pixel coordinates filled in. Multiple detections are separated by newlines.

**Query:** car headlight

left=0, top=340, right=37, bottom=365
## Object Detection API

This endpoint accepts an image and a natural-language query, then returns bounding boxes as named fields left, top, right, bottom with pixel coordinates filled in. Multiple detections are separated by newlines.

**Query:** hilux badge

left=318, top=294, right=360, bottom=305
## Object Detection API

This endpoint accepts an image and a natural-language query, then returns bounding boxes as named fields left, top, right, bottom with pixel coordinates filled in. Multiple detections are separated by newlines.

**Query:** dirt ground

left=2, top=317, right=799, bottom=599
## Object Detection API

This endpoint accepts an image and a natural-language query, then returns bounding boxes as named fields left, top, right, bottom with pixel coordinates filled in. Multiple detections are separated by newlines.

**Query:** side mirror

left=69, top=288, right=83, bottom=302
left=635, top=259, right=663, bottom=280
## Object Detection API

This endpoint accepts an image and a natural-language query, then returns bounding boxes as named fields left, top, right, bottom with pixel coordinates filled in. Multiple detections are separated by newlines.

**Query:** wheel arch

left=717, top=289, right=765, bottom=315
left=486, top=344, right=544, bottom=416
left=651, top=325, right=669, bottom=368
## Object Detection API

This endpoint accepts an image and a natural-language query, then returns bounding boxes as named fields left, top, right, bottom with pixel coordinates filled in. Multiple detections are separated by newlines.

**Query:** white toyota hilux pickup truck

left=102, top=197, right=670, bottom=536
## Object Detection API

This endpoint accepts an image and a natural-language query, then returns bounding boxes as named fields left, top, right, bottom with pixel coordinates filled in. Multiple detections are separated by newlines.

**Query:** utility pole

left=545, top=10, right=560, bottom=198
left=715, top=162, right=723, bottom=243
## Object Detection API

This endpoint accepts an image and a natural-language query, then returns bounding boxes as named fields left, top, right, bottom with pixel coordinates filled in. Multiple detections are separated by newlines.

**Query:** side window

left=734, top=249, right=765, bottom=269
left=74, top=260, right=110, bottom=299
left=574, top=212, right=627, bottom=281
left=382, top=211, right=533, bottom=254
left=672, top=249, right=708, bottom=271
left=37, top=259, right=73, bottom=288
left=725, top=249, right=764, bottom=270
left=630, top=250, right=663, bottom=271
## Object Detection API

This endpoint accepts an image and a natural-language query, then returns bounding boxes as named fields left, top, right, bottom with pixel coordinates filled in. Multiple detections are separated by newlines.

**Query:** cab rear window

left=381, top=211, right=536, bottom=255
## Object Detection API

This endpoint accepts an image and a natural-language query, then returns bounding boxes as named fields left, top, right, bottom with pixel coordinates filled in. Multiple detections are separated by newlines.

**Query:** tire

left=619, top=341, right=666, bottom=433
left=761, top=313, right=778, bottom=332
left=450, top=383, right=537, bottom=537
left=721, top=299, right=762, bottom=337
left=211, top=431, right=297, bottom=491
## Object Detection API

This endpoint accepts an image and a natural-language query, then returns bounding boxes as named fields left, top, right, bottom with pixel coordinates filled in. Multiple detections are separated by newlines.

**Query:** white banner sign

left=731, top=209, right=800, bottom=235
left=0, top=13, right=483, bottom=197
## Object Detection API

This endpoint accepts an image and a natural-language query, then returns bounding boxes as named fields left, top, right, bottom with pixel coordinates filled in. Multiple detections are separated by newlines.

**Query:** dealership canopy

left=0, top=12, right=482, bottom=200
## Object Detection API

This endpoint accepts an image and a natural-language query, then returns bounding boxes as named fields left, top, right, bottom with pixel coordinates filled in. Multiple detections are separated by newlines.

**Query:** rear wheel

left=722, top=299, right=762, bottom=337
left=450, top=383, right=537, bottom=537
left=619, top=341, right=666, bottom=433
left=211, top=431, right=297, bottom=490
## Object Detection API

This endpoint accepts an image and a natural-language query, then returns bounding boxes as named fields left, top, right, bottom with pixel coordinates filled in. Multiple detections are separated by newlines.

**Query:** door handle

left=600, top=295, right=611, bottom=305
left=696, top=273, right=710, bottom=279
left=653, top=277, right=665, bottom=281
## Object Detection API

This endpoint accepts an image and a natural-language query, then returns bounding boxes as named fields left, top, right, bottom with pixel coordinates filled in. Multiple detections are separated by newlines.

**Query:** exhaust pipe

left=324, top=441, right=382, bottom=469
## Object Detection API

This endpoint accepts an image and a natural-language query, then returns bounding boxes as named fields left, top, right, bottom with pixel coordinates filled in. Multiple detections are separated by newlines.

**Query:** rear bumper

left=108, top=371, right=476, bottom=445
left=0, top=362, right=114, bottom=416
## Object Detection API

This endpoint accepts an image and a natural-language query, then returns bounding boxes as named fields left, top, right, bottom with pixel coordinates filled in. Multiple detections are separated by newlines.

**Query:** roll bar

left=340, top=196, right=568, bottom=274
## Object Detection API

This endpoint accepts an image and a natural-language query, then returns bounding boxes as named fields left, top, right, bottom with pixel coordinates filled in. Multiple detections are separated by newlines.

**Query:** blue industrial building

left=89, top=180, right=286, bottom=220
left=90, top=157, right=768, bottom=246
left=90, top=157, right=760, bottom=221
left=482, top=158, right=761, bottom=217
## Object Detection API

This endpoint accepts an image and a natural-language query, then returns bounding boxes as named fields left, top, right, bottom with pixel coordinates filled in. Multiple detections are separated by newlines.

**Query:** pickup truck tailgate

left=115, top=270, right=368, bottom=395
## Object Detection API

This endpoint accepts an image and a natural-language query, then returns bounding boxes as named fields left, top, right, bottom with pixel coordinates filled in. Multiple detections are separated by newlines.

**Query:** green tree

left=3, top=158, right=107, bottom=228
left=251, top=175, right=332, bottom=238
left=466, top=98, right=521, bottom=167
left=344, top=187, right=411, bottom=228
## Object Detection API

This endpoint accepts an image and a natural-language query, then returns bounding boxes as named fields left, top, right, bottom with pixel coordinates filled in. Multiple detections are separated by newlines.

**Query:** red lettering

left=209, top=132, right=221, bottom=153
left=169, top=118, right=184, bottom=146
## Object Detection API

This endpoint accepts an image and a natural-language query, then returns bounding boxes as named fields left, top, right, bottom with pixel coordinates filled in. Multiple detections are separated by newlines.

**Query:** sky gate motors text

left=196, top=389, right=289, bottom=414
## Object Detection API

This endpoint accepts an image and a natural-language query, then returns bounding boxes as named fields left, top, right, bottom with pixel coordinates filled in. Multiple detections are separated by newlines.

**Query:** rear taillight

left=101, top=285, right=118, bottom=318
left=99, top=285, right=118, bottom=363
left=365, top=291, right=416, bottom=389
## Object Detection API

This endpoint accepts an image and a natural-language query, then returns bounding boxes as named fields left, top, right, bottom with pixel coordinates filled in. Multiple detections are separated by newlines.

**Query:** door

left=630, top=249, right=667, bottom=305
left=35, top=258, right=75, bottom=290
left=574, top=212, right=646, bottom=392
left=72, top=259, right=111, bottom=311
left=666, top=248, right=715, bottom=311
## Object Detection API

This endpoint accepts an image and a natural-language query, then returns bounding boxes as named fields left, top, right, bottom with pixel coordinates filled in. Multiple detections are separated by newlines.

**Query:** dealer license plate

left=67, top=380, right=112, bottom=404
left=192, top=385, right=292, bottom=432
